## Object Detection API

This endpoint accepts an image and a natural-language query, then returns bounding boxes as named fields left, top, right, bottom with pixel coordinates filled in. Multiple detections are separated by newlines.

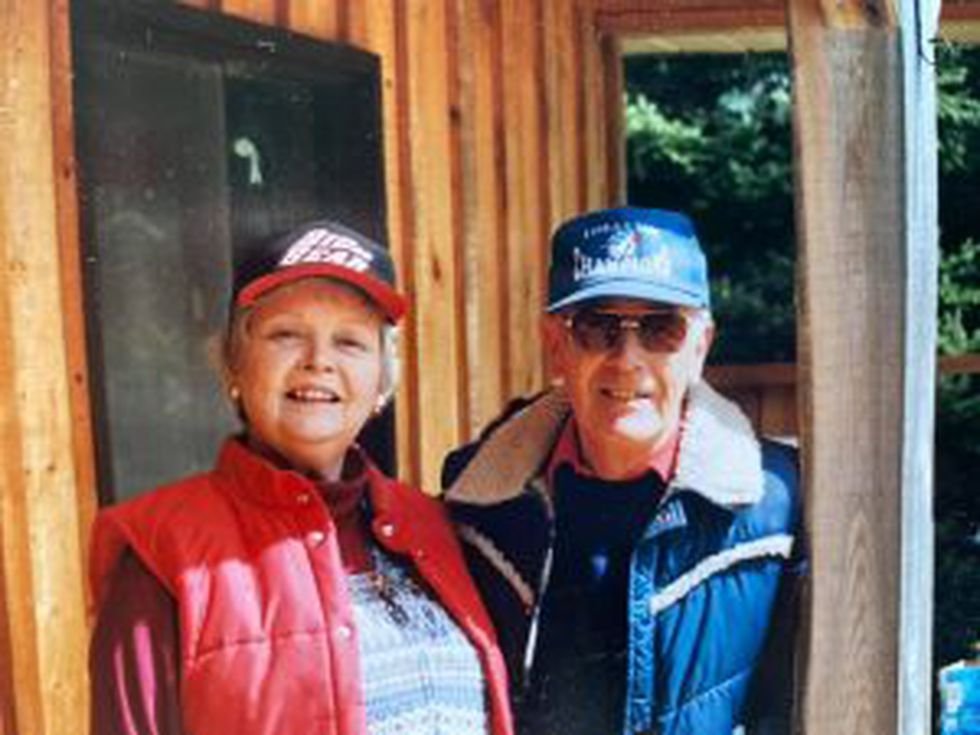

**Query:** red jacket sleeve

left=90, top=550, right=185, bottom=735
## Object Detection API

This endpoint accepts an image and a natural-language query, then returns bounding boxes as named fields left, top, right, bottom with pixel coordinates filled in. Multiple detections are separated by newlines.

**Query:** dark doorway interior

left=72, top=0, right=392, bottom=502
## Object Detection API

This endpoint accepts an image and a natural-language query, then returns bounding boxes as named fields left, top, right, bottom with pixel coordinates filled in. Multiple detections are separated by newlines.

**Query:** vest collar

left=445, top=380, right=764, bottom=509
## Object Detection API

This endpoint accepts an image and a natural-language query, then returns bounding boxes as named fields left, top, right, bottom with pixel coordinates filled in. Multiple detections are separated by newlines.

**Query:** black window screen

left=72, top=0, right=389, bottom=503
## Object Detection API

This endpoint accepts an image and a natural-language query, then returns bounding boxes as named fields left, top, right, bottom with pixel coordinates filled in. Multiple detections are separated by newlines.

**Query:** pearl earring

left=229, top=385, right=241, bottom=401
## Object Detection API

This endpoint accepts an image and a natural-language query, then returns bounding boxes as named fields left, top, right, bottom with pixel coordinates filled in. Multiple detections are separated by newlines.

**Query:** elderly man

left=444, top=207, right=803, bottom=735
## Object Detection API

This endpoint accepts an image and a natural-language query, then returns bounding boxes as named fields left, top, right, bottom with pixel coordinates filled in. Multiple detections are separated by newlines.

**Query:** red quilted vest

left=90, top=439, right=513, bottom=735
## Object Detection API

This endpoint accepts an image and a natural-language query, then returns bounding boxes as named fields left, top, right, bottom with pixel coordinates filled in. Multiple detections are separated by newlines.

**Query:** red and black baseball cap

left=233, top=220, right=407, bottom=322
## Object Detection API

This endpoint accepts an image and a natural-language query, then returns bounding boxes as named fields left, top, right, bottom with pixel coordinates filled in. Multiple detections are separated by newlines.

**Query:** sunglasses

left=562, top=309, right=694, bottom=353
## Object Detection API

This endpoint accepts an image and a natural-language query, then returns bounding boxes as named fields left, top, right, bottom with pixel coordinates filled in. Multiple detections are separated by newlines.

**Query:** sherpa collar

left=445, top=380, right=764, bottom=508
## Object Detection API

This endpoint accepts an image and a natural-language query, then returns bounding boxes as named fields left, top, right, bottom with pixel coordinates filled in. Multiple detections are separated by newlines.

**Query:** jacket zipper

left=519, top=476, right=556, bottom=692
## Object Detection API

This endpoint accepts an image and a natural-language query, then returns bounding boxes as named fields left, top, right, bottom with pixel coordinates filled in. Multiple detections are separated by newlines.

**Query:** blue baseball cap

left=546, top=207, right=710, bottom=312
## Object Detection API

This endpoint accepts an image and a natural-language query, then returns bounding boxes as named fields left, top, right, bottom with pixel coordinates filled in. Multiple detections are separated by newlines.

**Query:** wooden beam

left=0, top=2, right=90, bottom=734
left=818, top=0, right=897, bottom=28
left=594, top=0, right=980, bottom=37
left=705, top=362, right=798, bottom=388
left=788, top=1, right=938, bottom=733
left=940, top=353, right=980, bottom=374
left=944, top=0, right=980, bottom=20
left=594, top=0, right=785, bottom=35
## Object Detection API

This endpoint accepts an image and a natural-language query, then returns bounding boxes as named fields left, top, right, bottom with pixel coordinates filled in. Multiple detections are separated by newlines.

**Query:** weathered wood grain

left=50, top=0, right=98, bottom=616
left=218, top=0, right=277, bottom=24
left=284, top=0, right=343, bottom=40
left=789, top=1, right=937, bottom=733
left=455, top=0, right=508, bottom=436
left=345, top=1, right=421, bottom=484
left=401, top=0, right=466, bottom=491
left=499, top=0, right=548, bottom=398
left=0, top=2, right=90, bottom=734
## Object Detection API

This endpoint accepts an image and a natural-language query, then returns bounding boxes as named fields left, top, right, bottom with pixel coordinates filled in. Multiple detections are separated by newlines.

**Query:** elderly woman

left=89, top=220, right=512, bottom=735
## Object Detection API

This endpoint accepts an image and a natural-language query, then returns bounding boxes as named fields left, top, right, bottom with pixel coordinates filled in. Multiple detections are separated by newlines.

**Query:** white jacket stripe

left=649, top=534, right=795, bottom=616
left=457, top=523, right=536, bottom=609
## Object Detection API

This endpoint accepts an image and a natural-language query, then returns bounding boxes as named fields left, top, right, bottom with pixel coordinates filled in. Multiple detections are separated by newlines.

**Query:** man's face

left=544, top=299, right=714, bottom=471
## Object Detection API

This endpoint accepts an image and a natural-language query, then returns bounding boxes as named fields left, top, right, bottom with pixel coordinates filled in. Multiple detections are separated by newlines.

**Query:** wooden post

left=788, top=1, right=938, bottom=733
left=0, top=2, right=91, bottom=734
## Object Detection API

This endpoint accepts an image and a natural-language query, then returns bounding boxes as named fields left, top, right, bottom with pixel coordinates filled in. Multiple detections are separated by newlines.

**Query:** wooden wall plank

left=500, top=0, right=548, bottom=398
left=788, top=0, right=937, bottom=732
left=218, top=0, right=277, bottom=25
left=284, top=0, right=343, bottom=40
left=455, top=0, right=508, bottom=436
left=543, top=0, right=583, bottom=227
left=593, top=0, right=785, bottom=34
left=601, top=32, right=625, bottom=204
left=346, top=1, right=421, bottom=485
left=400, top=0, right=466, bottom=491
left=580, top=0, right=610, bottom=209
left=0, top=2, right=90, bottom=735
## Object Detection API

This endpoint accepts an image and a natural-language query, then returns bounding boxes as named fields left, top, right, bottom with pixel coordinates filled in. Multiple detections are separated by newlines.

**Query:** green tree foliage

left=625, top=53, right=795, bottom=364
left=624, top=46, right=980, bottom=669
left=934, top=43, right=980, bottom=669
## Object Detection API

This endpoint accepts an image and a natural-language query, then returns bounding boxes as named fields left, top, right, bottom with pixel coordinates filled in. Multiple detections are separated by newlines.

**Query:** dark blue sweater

left=521, top=464, right=667, bottom=735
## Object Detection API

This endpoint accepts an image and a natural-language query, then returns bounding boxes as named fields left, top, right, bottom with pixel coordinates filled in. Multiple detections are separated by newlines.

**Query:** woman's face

left=229, top=278, right=385, bottom=480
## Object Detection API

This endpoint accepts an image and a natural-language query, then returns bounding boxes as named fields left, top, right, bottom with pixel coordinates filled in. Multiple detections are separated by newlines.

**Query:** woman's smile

left=230, top=278, right=385, bottom=480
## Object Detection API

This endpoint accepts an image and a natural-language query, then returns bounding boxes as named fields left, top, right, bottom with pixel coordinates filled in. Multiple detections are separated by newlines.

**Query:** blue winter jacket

left=443, top=382, right=804, bottom=735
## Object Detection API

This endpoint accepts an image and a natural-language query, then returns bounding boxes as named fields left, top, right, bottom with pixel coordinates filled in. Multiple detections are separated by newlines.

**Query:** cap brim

left=546, top=279, right=708, bottom=313
left=237, top=263, right=408, bottom=322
